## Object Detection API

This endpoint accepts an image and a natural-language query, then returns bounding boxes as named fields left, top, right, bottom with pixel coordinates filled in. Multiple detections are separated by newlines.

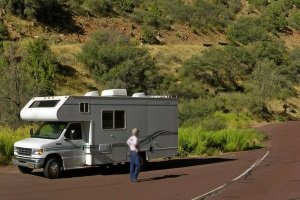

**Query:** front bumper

left=12, top=156, right=44, bottom=169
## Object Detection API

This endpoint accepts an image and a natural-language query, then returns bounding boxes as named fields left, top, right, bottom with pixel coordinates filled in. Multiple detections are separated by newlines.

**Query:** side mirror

left=64, top=136, right=71, bottom=141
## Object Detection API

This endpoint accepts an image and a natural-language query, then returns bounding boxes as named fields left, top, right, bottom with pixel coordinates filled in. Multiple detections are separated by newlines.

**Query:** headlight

left=13, top=146, right=17, bottom=154
left=32, top=148, right=44, bottom=155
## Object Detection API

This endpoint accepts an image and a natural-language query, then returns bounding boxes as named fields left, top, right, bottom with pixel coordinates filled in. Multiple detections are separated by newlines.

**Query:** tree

left=22, top=39, right=57, bottom=96
left=0, top=40, right=57, bottom=125
left=0, top=42, right=29, bottom=125
left=77, top=31, right=163, bottom=95
left=181, top=45, right=254, bottom=92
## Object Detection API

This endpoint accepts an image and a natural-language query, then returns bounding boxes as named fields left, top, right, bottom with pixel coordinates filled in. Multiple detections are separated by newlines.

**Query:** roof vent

left=84, top=91, right=99, bottom=96
left=101, top=89, right=127, bottom=97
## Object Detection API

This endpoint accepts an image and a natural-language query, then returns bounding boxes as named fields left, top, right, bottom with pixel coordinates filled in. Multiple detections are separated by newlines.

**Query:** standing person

left=127, top=128, right=140, bottom=182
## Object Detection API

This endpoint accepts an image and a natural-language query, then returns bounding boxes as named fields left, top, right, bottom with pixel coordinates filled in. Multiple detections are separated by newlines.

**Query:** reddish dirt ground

left=0, top=121, right=298, bottom=200
left=208, top=121, right=300, bottom=200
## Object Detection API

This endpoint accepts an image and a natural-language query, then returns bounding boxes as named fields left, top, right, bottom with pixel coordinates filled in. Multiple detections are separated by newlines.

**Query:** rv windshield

left=32, top=122, right=67, bottom=139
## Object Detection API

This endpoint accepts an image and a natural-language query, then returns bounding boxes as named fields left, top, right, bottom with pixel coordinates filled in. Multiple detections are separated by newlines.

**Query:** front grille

left=16, top=147, right=32, bottom=156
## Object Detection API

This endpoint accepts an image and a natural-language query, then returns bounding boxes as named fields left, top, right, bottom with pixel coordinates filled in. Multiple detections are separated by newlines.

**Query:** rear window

left=29, top=100, right=60, bottom=108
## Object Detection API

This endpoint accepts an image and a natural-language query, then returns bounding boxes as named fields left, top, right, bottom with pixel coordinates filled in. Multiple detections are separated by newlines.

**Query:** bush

left=180, top=45, right=254, bottom=92
left=141, top=25, right=160, bottom=44
left=0, top=126, right=30, bottom=165
left=77, top=31, right=163, bottom=94
left=82, top=0, right=113, bottom=17
left=200, top=116, right=227, bottom=131
left=179, top=98, right=219, bottom=126
left=0, top=0, right=78, bottom=31
left=226, top=16, right=270, bottom=45
left=0, top=23, right=9, bottom=41
left=261, top=1, right=289, bottom=32
left=248, top=0, right=269, bottom=9
left=178, top=127, right=265, bottom=156
left=288, top=9, right=300, bottom=30
left=113, top=0, right=134, bottom=13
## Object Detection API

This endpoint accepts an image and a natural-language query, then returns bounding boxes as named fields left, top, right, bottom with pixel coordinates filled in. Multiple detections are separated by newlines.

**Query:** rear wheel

left=18, top=166, right=33, bottom=174
left=44, top=158, right=62, bottom=179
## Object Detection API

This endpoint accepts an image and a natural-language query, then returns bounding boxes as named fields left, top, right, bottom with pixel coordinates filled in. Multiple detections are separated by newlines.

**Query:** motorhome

left=12, top=89, right=178, bottom=178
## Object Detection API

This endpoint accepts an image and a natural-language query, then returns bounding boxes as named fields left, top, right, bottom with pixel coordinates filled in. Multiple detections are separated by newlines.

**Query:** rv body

left=12, top=90, right=178, bottom=178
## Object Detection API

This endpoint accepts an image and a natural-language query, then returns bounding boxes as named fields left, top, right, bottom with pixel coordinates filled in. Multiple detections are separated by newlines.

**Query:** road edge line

left=191, top=150, right=270, bottom=200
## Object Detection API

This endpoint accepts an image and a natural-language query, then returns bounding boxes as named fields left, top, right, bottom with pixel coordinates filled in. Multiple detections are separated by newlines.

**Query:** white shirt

left=127, top=135, right=139, bottom=152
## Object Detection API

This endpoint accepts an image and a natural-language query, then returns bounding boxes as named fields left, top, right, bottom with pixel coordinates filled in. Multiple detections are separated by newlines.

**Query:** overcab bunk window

left=30, top=100, right=60, bottom=108
left=102, top=110, right=126, bottom=130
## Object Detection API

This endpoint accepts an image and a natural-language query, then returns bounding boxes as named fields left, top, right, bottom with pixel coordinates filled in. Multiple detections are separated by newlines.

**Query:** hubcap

left=50, top=161, right=59, bottom=175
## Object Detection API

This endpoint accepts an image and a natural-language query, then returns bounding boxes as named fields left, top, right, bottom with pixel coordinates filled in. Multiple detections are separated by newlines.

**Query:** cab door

left=62, top=123, right=85, bottom=169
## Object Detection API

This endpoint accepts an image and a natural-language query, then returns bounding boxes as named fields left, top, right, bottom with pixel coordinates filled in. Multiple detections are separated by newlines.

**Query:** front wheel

left=44, top=158, right=62, bottom=179
left=18, top=166, right=33, bottom=174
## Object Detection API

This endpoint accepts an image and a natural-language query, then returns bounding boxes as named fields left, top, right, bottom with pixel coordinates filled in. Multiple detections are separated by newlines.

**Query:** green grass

left=179, top=127, right=266, bottom=156
left=0, top=126, right=30, bottom=165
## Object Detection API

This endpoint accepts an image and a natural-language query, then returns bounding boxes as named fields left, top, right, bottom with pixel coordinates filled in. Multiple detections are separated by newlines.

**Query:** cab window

left=65, top=123, right=82, bottom=140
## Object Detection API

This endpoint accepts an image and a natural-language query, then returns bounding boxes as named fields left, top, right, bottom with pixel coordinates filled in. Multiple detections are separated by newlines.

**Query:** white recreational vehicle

left=12, top=89, right=178, bottom=178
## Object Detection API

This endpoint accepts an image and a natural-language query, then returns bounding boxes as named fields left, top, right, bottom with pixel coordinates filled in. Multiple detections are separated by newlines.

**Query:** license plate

left=27, top=163, right=34, bottom=168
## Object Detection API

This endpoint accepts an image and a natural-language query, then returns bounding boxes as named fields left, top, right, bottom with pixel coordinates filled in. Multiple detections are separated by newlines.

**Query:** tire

left=44, top=158, right=62, bottom=179
left=18, top=166, right=33, bottom=174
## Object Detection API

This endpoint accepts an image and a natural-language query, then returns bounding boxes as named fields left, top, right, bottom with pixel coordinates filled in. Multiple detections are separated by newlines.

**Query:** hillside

left=1, top=0, right=299, bottom=95
left=1, top=0, right=300, bottom=126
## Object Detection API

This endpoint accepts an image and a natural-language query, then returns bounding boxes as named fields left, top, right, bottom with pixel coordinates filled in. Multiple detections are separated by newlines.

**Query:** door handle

left=56, top=143, right=62, bottom=145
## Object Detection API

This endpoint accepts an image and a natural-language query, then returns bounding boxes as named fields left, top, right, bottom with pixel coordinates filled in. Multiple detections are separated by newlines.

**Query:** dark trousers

left=129, top=151, right=140, bottom=181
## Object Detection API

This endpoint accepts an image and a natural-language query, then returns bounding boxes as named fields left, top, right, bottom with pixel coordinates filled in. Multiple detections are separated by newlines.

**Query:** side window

left=102, top=110, right=126, bottom=130
left=102, top=111, right=114, bottom=129
left=115, top=110, right=125, bottom=129
left=79, top=103, right=89, bottom=113
left=65, top=123, right=82, bottom=140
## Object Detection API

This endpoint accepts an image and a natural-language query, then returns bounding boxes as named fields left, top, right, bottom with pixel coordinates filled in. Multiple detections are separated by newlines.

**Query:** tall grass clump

left=0, top=126, right=30, bottom=165
left=179, top=127, right=265, bottom=156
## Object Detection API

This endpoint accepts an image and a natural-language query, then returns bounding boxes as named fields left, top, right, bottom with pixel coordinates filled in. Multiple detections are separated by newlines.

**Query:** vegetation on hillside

left=77, top=31, right=168, bottom=94
left=1, top=0, right=300, bottom=163
left=0, top=39, right=57, bottom=126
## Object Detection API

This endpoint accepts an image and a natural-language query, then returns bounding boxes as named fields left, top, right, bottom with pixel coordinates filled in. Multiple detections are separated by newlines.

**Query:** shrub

left=81, top=0, right=113, bottom=17
left=180, top=45, right=254, bottom=92
left=77, top=31, right=163, bottom=94
left=261, top=1, right=289, bottom=32
left=178, top=127, right=265, bottom=156
left=0, top=125, right=30, bottom=165
left=179, top=98, right=219, bottom=126
left=1, top=0, right=75, bottom=30
left=113, top=0, right=134, bottom=13
left=213, top=112, right=252, bottom=128
left=248, top=0, right=269, bottom=9
left=226, top=16, right=270, bottom=45
left=288, top=9, right=300, bottom=30
left=200, top=116, right=227, bottom=131
left=141, top=25, right=160, bottom=44
left=0, top=23, right=9, bottom=41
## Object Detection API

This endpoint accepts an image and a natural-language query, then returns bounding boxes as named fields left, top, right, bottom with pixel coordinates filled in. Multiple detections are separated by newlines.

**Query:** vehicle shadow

left=31, top=157, right=235, bottom=179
